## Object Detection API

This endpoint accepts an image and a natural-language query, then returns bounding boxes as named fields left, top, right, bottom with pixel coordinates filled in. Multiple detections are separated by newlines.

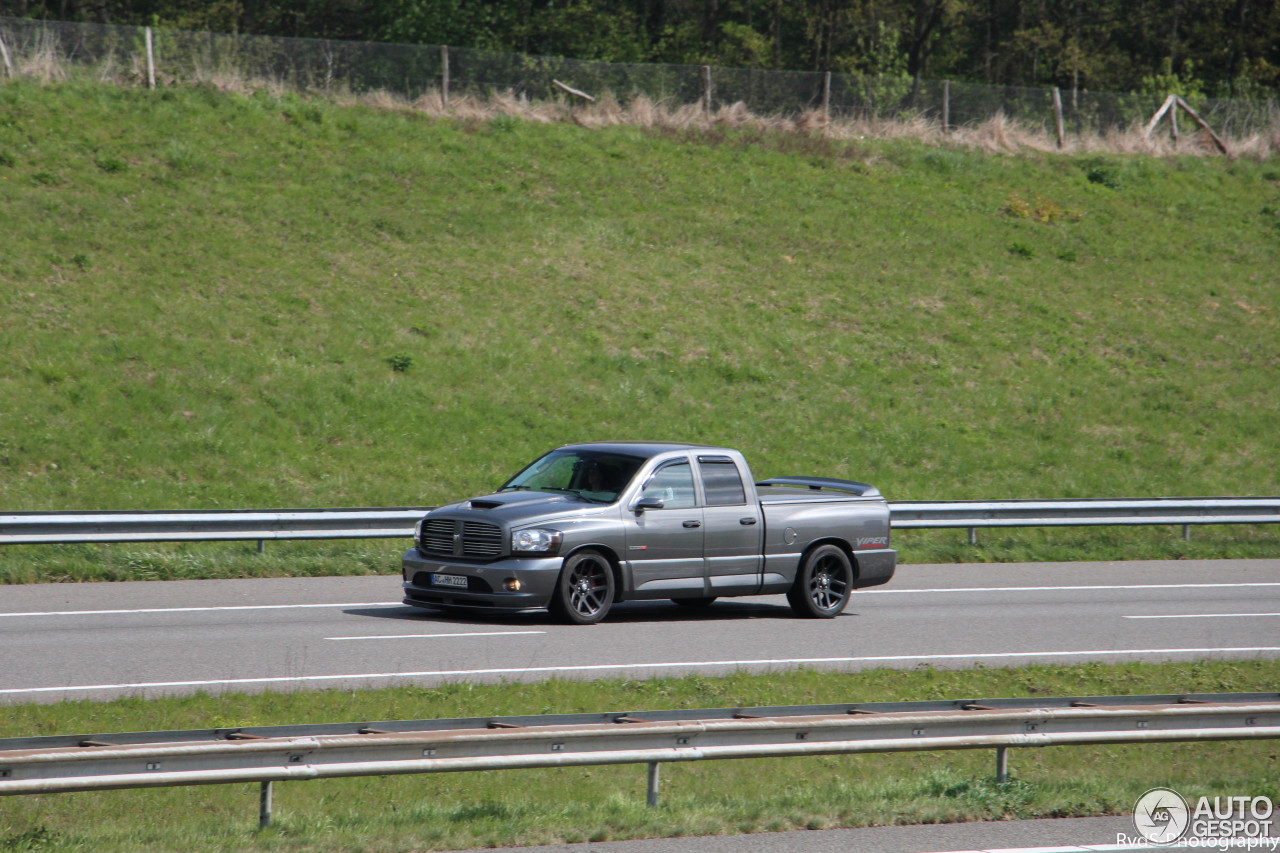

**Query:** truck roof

left=557, top=441, right=727, bottom=458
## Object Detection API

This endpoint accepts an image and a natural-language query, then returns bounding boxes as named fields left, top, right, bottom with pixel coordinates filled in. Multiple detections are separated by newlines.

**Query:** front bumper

left=401, top=548, right=564, bottom=611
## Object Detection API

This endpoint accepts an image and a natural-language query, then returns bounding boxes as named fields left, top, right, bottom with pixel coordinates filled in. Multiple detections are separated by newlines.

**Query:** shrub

left=1005, top=192, right=1030, bottom=218
left=1086, top=163, right=1123, bottom=189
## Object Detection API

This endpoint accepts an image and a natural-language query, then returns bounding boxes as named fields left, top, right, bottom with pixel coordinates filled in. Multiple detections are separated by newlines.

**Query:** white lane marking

left=921, top=846, right=1162, bottom=852
left=3, top=647, right=1277, bottom=697
left=326, top=631, right=545, bottom=641
left=916, top=840, right=1146, bottom=845
left=4, top=582, right=1278, bottom=618
left=0, top=602, right=402, bottom=618
left=1124, top=612, right=1280, bottom=620
left=864, top=583, right=1280, bottom=594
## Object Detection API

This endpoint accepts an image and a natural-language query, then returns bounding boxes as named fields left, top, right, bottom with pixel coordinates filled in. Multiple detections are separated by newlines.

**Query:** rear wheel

left=787, top=544, right=853, bottom=618
left=549, top=550, right=615, bottom=625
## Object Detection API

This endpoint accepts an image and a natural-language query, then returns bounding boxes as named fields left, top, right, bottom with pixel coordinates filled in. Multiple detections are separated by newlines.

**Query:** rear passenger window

left=699, top=457, right=747, bottom=506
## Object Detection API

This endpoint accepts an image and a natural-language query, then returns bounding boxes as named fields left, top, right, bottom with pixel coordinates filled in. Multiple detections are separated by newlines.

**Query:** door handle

left=682, top=520, right=702, bottom=528
left=739, top=517, right=758, bottom=525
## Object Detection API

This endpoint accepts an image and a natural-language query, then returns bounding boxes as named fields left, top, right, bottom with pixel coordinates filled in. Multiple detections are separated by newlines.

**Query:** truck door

left=696, top=455, right=763, bottom=595
left=623, top=458, right=706, bottom=596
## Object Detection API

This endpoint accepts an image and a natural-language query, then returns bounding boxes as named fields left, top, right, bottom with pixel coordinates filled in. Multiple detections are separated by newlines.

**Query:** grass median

left=2, top=660, right=1277, bottom=851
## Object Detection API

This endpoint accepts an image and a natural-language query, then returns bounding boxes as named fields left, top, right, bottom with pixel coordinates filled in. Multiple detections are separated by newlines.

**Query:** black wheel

left=787, top=544, right=853, bottom=618
left=672, top=596, right=717, bottom=608
left=549, top=550, right=615, bottom=625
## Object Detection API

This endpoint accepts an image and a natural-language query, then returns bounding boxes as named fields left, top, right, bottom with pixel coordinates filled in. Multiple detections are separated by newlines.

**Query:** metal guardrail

left=2, top=497, right=1278, bottom=546
left=1, top=694, right=1277, bottom=828
left=0, top=508, right=433, bottom=546
left=889, top=497, right=1280, bottom=544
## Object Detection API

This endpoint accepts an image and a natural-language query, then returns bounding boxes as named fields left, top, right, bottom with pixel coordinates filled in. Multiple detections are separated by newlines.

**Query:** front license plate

left=431, top=573, right=468, bottom=589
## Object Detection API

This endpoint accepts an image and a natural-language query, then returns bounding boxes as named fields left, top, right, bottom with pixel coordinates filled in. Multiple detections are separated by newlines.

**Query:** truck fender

left=560, top=544, right=627, bottom=602
left=795, top=538, right=859, bottom=583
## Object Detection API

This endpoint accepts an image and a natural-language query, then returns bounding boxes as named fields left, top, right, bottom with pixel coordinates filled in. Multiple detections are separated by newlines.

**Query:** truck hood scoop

left=463, top=492, right=575, bottom=512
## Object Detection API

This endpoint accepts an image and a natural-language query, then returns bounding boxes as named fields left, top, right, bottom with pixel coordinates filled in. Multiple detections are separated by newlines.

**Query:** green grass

left=2, top=661, right=1278, bottom=852
left=1, top=78, right=1279, bottom=582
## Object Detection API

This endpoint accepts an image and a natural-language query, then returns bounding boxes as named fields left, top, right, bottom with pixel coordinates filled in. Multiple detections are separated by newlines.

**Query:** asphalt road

left=2, top=558, right=1277, bottom=705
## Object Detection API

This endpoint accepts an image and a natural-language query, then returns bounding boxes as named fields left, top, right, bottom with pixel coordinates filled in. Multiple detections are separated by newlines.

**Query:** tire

left=786, top=544, right=853, bottom=618
left=672, top=596, right=717, bottom=608
left=549, top=550, right=615, bottom=625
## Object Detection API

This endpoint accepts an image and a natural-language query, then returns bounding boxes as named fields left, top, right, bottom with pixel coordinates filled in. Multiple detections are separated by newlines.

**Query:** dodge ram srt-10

left=402, top=442, right=896, bottom=623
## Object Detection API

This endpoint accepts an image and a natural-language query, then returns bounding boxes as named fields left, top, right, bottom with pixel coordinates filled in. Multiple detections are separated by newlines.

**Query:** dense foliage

left=4, top=0, right=1279, bottom=98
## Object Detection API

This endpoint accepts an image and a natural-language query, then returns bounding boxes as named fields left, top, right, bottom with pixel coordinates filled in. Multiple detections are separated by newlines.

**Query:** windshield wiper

left=567, top=491, right=611, bottom=504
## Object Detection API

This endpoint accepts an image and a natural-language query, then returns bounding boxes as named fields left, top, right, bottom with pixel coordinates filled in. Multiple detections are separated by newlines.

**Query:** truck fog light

left=503, top=578, right=522, bottom=592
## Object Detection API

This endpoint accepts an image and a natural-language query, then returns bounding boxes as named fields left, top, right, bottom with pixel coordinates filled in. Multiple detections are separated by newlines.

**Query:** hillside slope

left=1, top=80, right=1278, bottom=570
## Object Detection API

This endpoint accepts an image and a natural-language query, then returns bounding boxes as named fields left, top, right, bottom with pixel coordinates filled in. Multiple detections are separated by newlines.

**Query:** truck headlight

left=512, top=528, right=562, bottom=554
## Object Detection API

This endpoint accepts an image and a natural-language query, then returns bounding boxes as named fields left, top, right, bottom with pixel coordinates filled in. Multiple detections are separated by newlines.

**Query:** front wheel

left=549, top=550, right=615, bottom=625
left=787, top=544, right=853, bottom=618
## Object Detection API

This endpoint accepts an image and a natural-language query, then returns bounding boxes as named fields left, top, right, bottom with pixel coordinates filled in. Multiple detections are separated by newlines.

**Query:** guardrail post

left=968, top=527, right=977, bottom=546
left=257, top=539, right=265, bottom=553
left=995, top=746, right=1008, bottom=783
left=259, top=780, right=273, bottom=828
left=646, top=761, right=660, bottom=807
left=1182, top=524, right=1191, bottom=541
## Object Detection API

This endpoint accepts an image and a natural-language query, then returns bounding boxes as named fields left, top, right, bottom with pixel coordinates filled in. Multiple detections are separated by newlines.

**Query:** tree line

left=4, top=0, right=1278, bottom=98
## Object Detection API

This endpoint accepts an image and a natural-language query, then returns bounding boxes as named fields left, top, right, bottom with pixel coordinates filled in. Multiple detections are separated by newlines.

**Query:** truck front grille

left=419, top=519, right=504, bottom=558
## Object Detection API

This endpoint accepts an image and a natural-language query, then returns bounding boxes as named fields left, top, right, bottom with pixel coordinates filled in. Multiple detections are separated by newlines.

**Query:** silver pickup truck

left=402, top=442, right=896, bottom=624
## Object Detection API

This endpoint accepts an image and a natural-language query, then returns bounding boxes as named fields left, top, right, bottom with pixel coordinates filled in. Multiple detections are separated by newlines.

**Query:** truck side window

left=698, top=457, right=747, bottom=506
left=641, top=461, right=696, bottom=509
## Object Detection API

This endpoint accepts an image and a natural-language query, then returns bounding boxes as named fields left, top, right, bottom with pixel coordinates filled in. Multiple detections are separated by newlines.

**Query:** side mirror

left=633, top=497, right=665, bottom=513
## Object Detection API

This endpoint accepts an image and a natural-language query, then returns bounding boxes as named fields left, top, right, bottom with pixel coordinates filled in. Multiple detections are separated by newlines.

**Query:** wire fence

left=2, top=15, right=1278, bottom=138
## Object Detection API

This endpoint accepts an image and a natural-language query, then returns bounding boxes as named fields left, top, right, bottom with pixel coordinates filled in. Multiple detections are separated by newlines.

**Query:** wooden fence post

left=553, top=79, right=595, bottom=103
left=145, top=26, right=156, bottom=89
left=702, top=65, right=712, bottom=117
left=1146, top=94, right=1227, bottom=154
left=1175, top=96, right=1228, bottom=155
left=441, top=45, right=449, bottom=107
left=1052, top=87, right=1065, bottom=149
left=0, top=31, right=13, bottom=78
left=1143, top=94, right=1177, bottom=139
left=822, top=71, right=831, bottom=124
left=942, top=80, right=949, bottom=132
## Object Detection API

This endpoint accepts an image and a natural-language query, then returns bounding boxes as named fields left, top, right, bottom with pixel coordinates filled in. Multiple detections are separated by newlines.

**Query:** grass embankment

left=1, top=79, right=1278, bottom=582
left=2, top=661, right=1278, bottom=852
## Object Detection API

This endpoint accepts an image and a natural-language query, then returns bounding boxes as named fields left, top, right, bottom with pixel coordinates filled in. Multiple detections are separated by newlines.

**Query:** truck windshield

left=499, top=450, right=645, bottom=504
